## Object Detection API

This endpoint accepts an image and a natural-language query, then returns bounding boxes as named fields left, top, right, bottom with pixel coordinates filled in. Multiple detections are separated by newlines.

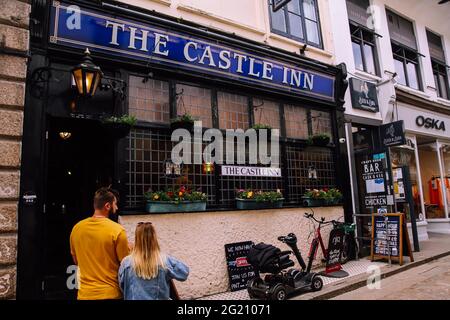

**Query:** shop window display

left=418, top=143, right=446, bottom=219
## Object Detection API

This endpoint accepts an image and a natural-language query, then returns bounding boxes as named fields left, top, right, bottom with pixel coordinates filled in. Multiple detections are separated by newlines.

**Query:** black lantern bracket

left=98, top=75, right=127, bottom=100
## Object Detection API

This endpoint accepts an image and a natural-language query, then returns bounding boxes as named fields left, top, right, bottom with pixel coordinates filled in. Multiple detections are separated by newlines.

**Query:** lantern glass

left=72, top=68, right=84, bottom=95
left=84, top=71, right=94, bottom=95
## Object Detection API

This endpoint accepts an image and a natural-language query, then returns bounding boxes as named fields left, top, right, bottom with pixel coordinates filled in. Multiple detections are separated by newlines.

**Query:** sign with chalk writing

left=224, top=241, right=255, bottom=291
left=371, top=213, right=414, bottom=265
left=325, top=228, right=344, bottom=273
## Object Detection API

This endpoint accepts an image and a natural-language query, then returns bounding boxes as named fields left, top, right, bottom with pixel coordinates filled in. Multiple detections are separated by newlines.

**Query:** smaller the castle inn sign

left=221, top=166, right=282, bottom=177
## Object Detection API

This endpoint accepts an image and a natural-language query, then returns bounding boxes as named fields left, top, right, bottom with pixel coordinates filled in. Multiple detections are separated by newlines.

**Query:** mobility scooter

left=246, top=232, right=323, bottom=300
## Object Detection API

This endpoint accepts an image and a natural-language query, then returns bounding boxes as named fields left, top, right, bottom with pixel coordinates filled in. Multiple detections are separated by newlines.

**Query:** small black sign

left=326, top=228, right=344, bottom=269
left=349, top=78, right=379, bottom=112
left=224, top=241, right=255, bottom=291
left=379, top=120, right=406, bottom=147
left=22, top=191, right=37, bottom=206
left=360, top=155, right=388, bottom=208
left=272, top=0, right=292, bottom=12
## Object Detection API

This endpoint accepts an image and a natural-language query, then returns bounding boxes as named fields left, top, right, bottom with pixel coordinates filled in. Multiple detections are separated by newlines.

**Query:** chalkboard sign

left=371, top=213, right=414, bottom=265
left=326, top=228, right=344, bottom=273
left=224, top=241, right=256, bottom=291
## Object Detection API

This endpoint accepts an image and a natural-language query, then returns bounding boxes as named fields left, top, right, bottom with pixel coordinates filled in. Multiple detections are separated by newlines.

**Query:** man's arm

left=116, top=230, right=130, bottom=262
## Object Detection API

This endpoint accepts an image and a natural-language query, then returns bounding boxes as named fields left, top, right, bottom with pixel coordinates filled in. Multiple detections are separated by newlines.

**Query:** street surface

left=332, top=255, right=450, bottom=300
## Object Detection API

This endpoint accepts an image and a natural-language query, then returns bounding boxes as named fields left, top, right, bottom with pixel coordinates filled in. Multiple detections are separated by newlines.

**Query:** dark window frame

left=391, top=41, right=423, bottom=91
left=350, top=22, right=380, bottom=76
left=432, top=59, right=450, bottom=100
left=268, top=0, right=324, bottom=49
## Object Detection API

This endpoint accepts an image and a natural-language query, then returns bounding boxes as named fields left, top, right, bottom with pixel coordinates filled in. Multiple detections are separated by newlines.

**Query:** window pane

left=288, top=13, right=304, bottom=39
left=352, top=41, right=364, bottom=71
left=176, top=84, right=212, bottom=127
left=253, top=98, right=280, bottom=129
left=311, top=110, right=332, bottom=138
left=406, top=61, right=419, bottom=90
left=218, top=92, right=249, bottom=130
left=271, top=7, right=287, bottom=32
left=287, top=0, right=301, bottom=14
left=303, top=0, right=317, bottom=21
left=129, top=76, right=170, bottom=123
left=305, top=19, right=320, bottom=45
left=434, top=73, right=441, bottom=97
left=394, top=58, right=407, bottom=86
left=363, top=43, right=376, bottom=74
left=438, top=74, right=449, bottom=100
left=285, top=104, right=308, bottom=139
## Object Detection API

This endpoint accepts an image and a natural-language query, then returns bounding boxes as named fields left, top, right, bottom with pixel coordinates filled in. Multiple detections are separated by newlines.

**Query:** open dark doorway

left=42, top=116, right=115, bottom=299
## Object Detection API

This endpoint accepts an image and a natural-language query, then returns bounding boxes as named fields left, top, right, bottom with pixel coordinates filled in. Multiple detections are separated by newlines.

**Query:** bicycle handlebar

left=304, top=212, right=335, bottom=225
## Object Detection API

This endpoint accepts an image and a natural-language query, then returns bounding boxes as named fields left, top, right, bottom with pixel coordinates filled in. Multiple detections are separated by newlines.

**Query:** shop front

left=17, top=1, right=349, bottom=299
left=395, top=99, right=450, bottom=236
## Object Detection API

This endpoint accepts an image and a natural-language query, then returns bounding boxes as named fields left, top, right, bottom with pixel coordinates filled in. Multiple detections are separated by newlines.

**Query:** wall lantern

left=203, top=162, right=214, bottom=174
left=71, top=48, right=103, bottom=97
left=59, top=132, right=72, bottom=140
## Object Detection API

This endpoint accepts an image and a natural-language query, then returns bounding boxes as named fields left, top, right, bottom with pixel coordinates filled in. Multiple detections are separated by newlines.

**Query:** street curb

left=311, top=250, right=450, bottom=300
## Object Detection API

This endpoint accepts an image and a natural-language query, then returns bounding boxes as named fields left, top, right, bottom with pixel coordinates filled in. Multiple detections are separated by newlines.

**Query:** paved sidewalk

left=198, top=233, right=450, bottom=300
left=294, top=232, right=450, bottom=300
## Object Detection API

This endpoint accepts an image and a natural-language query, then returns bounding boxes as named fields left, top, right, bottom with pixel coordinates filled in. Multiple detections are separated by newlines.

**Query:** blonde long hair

left=131, top=222, right=166, bottom=279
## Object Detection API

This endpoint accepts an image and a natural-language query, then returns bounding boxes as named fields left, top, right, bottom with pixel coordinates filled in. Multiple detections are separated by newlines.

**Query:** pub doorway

left=42, top=116, right=115, bottom=299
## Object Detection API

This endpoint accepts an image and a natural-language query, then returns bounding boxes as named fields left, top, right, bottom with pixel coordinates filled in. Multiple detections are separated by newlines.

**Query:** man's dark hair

left=93, top=187, right=119, bottom=210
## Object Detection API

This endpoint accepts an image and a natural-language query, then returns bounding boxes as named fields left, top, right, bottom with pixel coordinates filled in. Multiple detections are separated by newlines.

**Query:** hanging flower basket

left=170, top=121, right=194, bottom=132
left=308, top=134, right=331, bottom=147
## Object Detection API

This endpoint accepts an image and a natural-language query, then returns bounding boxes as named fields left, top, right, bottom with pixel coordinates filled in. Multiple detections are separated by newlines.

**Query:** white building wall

left=329, top=0, right=450, bottom=123
left=117, top=0, right=336, bottom=64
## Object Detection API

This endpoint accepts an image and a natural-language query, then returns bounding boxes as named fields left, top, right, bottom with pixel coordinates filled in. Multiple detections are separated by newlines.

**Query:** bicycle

left=303, top=210, right=356, bottom=277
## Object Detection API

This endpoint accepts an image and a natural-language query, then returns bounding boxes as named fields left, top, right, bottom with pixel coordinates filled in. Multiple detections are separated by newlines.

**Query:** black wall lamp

left=30, top=47, right=127, bottom=100
left=71, top=48, right=103, bottom=97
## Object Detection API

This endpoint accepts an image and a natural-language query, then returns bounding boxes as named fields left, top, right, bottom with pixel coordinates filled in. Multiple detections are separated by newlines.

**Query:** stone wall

left=119, top=206, right=343, bottom=299
left=0, top=0, right=30, bottom=299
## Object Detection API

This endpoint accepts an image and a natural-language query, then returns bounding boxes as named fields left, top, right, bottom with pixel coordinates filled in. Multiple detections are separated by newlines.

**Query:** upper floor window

left=268, top=0, right=322, bottom=48
left=350, top=24, right=378, bottom=75
left=392, top=43, right=421, bottom=90
left=427, top=30, right=449, bottom=100
left=386, top=10, right=422, bottom=90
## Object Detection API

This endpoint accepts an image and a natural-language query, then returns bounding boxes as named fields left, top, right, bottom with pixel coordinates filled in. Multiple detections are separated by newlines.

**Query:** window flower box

left=102, top=115, right=136, bottom=139
left=235, top=189, right=284, bottom=210
left=144, top=186, right=207, bottom=213
left=145, top=201, right=206, bottom=213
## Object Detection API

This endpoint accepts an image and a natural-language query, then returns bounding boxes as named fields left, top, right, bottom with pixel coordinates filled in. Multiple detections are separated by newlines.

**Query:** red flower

left=167, top=191, right=174, bottom=198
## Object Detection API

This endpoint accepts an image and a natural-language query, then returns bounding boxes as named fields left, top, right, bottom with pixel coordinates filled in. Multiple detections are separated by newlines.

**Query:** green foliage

left=144, top=186, right=207, bottom=204
left=303, top=188, right=342, bottom=201
left=251, top=123, right=272, bottom=130
left=307, top=133, right=331, bottom=145
left=236, top=189, right=284, bottom=202
left=170, top=113, right=196, bottom=124
left=103, top=114, right=137, bottom=126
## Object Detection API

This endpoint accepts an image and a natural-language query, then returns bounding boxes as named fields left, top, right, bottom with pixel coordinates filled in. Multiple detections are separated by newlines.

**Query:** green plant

left=327, top=188, right=343, bottom=201
left=307, top=133, right=331, bottom=145
left=103, top=114, right=137, bottom=126
left=170, top=113, right=197, bottom=124
left=251, top=123, right=272, bottom=130
left=144, top=186, right=207, bottom=204
left=303, top=189, right=327, bottom=199
left=236, top=189, right=283, bottom=202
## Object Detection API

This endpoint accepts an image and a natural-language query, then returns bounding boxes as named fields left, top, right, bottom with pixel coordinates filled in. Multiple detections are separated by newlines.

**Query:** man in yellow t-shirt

left=70, top=187, right=130, bottom=300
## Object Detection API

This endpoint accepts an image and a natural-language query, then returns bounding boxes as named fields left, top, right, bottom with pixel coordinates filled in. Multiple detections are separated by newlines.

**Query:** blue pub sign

left=49, top=2, right=335, bottom=102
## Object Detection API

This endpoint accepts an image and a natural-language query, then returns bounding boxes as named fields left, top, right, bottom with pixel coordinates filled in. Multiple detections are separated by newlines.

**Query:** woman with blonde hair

left=119, top=222, right=189, bottom=300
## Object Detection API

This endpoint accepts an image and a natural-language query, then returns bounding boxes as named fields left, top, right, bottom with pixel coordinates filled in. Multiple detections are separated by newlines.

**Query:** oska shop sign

left=416, top=116, right=446, bottom=131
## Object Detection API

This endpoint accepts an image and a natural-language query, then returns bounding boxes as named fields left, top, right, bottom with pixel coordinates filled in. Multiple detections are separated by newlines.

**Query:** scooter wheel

left=271, top=285, right=287, bottom=301
left=311, top=277, right=323, bottom=292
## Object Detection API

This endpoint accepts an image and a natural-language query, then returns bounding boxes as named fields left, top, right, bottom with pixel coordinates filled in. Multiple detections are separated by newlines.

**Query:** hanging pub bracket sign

left=272, top=0, right=292, bottom=12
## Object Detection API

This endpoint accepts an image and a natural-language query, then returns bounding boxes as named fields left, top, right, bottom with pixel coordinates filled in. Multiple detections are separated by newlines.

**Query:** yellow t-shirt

left=70, top=217, right=130, bottom=300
